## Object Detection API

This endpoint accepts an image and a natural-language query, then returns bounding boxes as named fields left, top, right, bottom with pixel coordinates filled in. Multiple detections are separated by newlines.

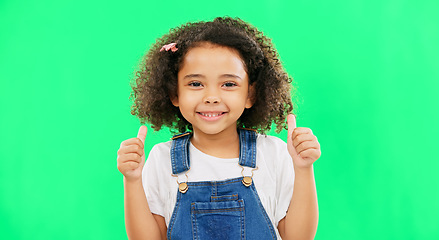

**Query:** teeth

left=201, top=113, right=221, bottom=117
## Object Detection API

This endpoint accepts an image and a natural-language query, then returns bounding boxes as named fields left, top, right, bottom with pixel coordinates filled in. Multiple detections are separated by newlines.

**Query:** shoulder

left=255, top=133, right=293, bottom=172
left=256, top=134, right=288, bottom=152
left=144, top=140, right=172, bottom=170
left=149, top=140, right=172, bottom=156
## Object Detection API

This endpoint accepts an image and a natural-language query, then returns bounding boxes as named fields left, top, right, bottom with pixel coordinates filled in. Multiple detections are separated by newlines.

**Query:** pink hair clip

left=160, top=42, right=178, bottom=52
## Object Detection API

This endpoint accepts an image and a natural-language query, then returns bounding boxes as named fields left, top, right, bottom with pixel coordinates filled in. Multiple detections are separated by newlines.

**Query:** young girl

left=117, top=17, right=321, bottom=240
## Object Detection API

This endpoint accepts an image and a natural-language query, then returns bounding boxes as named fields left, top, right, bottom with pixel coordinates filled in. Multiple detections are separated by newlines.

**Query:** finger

left=137, top=126, right=147, bottom=144
left=120, top=138, right=144, bottom=148
left=298, top=148, right=321, bottom=161
left=118, top=145, right=144, bottom=156
left=287, top=114, right=296, bottom=134
left=117, top=161, right=141, bottom=172
left=292, top=134, right=317, bottom=148
left=117, top=153, right=142, bottom=164
left=287, top=114, right=296, bottom=144
left=296, top=141, right=320, bottom=155
left=292, top=127, right=313, bottom=137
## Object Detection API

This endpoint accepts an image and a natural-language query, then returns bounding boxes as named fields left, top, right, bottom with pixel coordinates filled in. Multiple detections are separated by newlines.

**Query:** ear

left=171, top=96, right=179, bottom=107
left=245, top=83, right=256, bottom=109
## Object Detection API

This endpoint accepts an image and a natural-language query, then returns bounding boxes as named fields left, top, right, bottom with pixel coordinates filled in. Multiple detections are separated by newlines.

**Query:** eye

left=188, top=81, right=202, bottom=87
left=222, top=82, right=237, bottom=88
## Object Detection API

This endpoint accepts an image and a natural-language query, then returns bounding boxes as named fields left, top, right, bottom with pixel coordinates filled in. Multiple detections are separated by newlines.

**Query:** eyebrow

left=183, top=74, right=242, bottom=80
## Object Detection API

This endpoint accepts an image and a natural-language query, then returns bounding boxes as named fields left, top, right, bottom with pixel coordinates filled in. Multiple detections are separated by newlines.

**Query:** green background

left=1, top=0, right=438, bottom=239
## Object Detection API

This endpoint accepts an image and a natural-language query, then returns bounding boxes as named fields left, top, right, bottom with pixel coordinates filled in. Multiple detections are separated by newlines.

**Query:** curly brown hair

left=130, top=17, right=294, bottom=134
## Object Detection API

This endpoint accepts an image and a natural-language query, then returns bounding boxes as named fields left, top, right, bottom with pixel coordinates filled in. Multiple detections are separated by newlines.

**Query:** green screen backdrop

left=1, top=0, right=438, bottom=239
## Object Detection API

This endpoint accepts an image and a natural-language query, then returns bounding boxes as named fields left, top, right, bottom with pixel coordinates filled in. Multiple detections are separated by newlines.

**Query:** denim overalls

left=166, top=129, right=277, bottom=240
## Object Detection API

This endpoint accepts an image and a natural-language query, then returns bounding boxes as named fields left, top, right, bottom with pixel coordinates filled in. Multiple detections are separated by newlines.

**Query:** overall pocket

left=191, top=199, right=245, bottom=240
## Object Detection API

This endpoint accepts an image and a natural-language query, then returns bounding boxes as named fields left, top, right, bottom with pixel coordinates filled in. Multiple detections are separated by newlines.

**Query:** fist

left=287, top=114, right=321, bottom=169
left=117, top=126, right=147, bottom=181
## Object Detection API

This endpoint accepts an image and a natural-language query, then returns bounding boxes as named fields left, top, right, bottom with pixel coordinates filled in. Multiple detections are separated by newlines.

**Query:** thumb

left=287, top=114, right=296, bottom=144
left=137, top=125, right=147, bottom=144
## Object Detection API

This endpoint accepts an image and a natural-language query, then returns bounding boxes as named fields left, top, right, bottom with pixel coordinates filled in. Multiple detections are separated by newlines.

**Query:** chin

left=194, top=124, right=238, bottom=136
left=197, top=128, right=223, bottom=135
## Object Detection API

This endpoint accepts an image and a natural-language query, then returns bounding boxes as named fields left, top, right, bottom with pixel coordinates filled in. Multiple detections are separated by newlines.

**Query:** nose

left=203, top=88, right=221, bottom=104
left=204, top=96, right=220, bottom=104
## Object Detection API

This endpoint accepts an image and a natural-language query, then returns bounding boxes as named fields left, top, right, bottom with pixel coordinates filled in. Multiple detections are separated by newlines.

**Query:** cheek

left=176, top=92, right=199, bottom=113
left=178, top=91, right=198, bottom=104
left=226, top=90, right=249, bottom=103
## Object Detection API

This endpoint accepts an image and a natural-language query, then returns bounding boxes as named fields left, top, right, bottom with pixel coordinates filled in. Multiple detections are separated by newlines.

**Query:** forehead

left=179, top=44, right=246, bottom=75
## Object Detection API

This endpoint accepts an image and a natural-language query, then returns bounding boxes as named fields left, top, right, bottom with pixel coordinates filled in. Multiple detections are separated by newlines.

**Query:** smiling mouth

left=197, top=112, right=226, bottom=117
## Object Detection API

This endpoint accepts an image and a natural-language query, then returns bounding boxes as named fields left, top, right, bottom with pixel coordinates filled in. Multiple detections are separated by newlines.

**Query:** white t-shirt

left=142, top=134, right=294, bottom=239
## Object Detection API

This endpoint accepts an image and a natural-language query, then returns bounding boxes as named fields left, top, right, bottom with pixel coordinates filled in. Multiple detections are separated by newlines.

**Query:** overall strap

left=238, top=129, right=257, bottom=168
left=170, top=132, right=192, bottom=175
left=170, top=129, right=258, bottom=175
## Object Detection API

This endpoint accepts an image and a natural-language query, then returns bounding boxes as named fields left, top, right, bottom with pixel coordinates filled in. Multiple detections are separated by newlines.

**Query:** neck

left=190, top=127, right=240, bottom=158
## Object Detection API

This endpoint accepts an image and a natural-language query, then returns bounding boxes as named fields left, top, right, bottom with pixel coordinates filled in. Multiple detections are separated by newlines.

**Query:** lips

left=196, top=111, right=226, bottom=121
left=198, top=112, right=224, bottom=117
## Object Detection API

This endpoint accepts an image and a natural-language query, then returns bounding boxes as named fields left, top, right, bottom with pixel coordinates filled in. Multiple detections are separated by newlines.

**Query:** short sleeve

left=274, top=139, right=295, bottom=226
left=142, top=145, right=165, bottom=217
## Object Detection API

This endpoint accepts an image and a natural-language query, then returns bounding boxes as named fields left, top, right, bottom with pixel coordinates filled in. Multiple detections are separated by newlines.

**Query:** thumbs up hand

left=287, top=114, right=321, bottom=169
left=117, top=126, right=148, bottom=181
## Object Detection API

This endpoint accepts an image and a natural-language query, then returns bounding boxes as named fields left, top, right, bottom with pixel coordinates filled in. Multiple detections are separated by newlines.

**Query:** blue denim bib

left=167, top=129, right=277, bottom=239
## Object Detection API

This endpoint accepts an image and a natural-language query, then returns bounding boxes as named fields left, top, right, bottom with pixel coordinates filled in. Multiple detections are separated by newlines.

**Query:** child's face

left=172, top=44, right=254, bottom=136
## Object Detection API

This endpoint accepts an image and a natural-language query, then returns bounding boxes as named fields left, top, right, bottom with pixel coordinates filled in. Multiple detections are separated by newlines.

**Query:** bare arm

left=124, top=178, right=166, bottom=240
left=118, top=126, right=167, bottom=240
left=279, top=114, right=321, bottom=239
left=278, top=167, right=318, bottom=240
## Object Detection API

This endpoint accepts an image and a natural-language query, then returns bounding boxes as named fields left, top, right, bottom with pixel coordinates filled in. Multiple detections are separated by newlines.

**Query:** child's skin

left=117, top=44, right=321, bottom=240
